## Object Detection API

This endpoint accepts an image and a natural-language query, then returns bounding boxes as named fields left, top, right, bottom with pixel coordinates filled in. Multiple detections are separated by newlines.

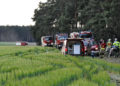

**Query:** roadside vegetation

left=0, top=46, right=120, bottom=86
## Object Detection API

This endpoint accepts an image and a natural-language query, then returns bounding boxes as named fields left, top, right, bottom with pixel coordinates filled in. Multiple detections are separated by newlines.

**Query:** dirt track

left=103, top=57, right=120, bottom=64
left=103, top=57, right=120, bottom=86
left=109, top=73, right=120, bottom=86
left=28, top=42, right=37, bottom=46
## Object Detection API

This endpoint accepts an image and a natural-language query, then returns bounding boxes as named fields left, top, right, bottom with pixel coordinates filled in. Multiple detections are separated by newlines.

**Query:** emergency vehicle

left=41, top=36, right=53, bottom=46
left=70, top=32, right=79, bottom=38
left=80, top=31, right=93, bottom=39
left=61, top=38, right=85, bottom=56
left=79, top=31, right=99, bottom=55
left=55, top=33, right=68, bottom=49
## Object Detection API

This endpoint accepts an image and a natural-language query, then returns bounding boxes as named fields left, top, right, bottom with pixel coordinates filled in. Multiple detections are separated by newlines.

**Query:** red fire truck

left=80, top=31, right=99, bottom=56
left=41, top=36, right=53, bottom=46
left=70, top=32, right=79, bottom=38
left=55, top=33, right=68, bottom=49
left=80, top=31, right=93, bottom=39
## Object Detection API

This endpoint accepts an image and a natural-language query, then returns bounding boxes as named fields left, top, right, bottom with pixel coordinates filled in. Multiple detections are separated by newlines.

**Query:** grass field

left=0, top=42, right=16, bottom=46
left=0, top=46, right=120, bottom=86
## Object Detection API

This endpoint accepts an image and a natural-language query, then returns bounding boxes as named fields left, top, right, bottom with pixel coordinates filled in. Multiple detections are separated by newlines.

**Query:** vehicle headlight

left=95, top=48, right=98, bottom=50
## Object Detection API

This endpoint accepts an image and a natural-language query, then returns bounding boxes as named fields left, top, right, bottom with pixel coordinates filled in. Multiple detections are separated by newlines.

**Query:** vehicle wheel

left=96, top=53, right=99, bottom=57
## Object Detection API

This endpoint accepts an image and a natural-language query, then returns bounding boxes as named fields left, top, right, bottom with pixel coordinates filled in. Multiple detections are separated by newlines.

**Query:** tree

left=32, top=1, right=56, bottom=44
left=78, top=0, right=120, bottom=41
left=32, top=0, right=120, bottom=43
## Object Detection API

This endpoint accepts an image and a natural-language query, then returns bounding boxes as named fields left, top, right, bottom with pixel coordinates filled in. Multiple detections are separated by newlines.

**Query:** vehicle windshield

left=83, top=41, right=88, bottom=46
left=58, top=36, right=67, bottom=40
left=44, top=37, right=52, bottom=41
left=80, top=34, right=92, bottom=38
left=90, top=41, right=97, bottom=46
left=83, top=40, right=97, bottom=46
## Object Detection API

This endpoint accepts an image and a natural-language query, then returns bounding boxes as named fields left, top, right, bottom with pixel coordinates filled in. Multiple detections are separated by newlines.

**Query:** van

left=61, top=38, right=85, bottom=56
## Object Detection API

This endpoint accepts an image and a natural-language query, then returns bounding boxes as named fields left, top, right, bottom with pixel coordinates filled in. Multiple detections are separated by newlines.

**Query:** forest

left=0, top=26, right=34, bottom=42
left=32, top=0, right=120, bottom=44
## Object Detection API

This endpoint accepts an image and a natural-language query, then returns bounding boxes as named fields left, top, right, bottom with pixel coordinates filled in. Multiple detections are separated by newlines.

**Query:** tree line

left=0, top=26, right=34, bottom=42
left=32, top=0, right=120, bottom=44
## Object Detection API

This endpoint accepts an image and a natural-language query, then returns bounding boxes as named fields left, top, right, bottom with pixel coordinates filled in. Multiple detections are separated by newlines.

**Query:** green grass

left=0, top=42, right=16, bottom=46
left=0, top=46, right=119, bottom=86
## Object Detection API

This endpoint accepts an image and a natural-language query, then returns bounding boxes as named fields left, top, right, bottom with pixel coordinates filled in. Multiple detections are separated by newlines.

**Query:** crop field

left=0, top=46, right=120, bottom=86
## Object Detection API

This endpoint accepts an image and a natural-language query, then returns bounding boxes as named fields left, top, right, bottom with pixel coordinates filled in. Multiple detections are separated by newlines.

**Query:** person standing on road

left=113, top=38, right=120, bottom=51
left=109, top=38, right=120, bottom=57
left=99, top=39, right=106, bottom=58
left=100, top=39, right=106, bottom=50
left=106, top=38, right=112, bottom=52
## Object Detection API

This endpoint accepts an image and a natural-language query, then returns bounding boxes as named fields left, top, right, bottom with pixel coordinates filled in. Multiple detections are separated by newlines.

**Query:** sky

left=0, top=0, right=47, bottom=26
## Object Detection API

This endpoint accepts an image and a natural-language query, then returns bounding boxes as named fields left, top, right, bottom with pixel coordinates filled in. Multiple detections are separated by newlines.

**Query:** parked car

left=16, top=41, right=28, bottom=46
left=61, top=38, right=85, bottom=56
left=41, top=36, right=53, bottom=46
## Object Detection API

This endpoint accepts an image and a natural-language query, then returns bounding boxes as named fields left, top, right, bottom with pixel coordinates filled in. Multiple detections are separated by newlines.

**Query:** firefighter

left=106, top=38, right=112, bottom=52
left=99, top=39, right=106, bottom=58
left=109, top=38, right=120, bottom=57
left=100, top=40, right=106, bottom=50
left=113, top=38, right=120, bottom=51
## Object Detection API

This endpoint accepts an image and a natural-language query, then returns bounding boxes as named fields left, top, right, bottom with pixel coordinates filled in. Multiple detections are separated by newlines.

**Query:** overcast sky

left=0, top=0, right=47, bottom=26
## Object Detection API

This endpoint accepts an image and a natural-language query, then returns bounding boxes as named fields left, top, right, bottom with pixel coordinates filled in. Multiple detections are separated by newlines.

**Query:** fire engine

left=70, top=32, right=79, bottom=38
left=79, top=31, right=99, bottom=56
left=41, top=36, right=53, bottom=46
left=55, top=33, right=68, bottom=49
left=80, top=31, right=93, bottom=39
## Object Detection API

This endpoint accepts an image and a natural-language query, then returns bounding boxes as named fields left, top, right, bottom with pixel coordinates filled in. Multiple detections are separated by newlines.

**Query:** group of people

left=99, top=38, right=120, bottom=57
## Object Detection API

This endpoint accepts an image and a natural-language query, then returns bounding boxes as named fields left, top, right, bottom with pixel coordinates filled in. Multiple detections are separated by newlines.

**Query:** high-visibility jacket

left=113, top=41, right=120, bottom=48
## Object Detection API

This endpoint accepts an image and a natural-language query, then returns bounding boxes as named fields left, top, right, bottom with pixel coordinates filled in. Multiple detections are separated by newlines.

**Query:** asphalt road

left=27, top=42, right=37, bottom=46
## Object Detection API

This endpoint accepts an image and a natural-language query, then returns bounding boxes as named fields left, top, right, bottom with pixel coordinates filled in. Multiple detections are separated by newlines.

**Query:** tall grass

left=6, top=68, right=82, bottom=86
left=69, top=78, right=98, bottom=86
left=0, top=46, right=119, bottom=86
